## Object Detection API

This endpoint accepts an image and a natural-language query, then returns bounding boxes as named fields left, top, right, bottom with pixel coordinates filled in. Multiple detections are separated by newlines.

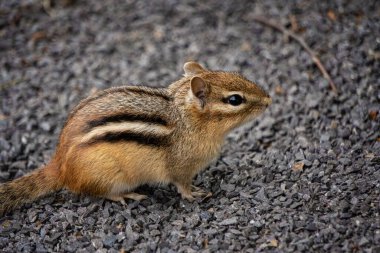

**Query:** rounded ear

left=184, top=62, right=206, bottom=77
left=190, top=76, right=209, bottom=108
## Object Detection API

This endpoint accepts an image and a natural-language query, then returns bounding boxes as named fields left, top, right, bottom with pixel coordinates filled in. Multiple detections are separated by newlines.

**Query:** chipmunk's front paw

left=176, top=183, right=212, bottom=201
left=176, top=183, right=195, bottom=201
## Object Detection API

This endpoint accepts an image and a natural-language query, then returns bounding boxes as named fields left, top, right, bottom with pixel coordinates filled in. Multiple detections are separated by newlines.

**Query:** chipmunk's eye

left=226, top=94, right=244, bottom=106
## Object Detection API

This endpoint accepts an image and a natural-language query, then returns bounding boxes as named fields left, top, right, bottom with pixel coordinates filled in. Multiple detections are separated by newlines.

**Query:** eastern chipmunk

left=0, top=62, right=271, bottom=215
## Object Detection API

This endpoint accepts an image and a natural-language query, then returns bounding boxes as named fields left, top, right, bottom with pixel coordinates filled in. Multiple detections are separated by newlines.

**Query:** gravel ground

left=0, top=0, right=379, bottom=252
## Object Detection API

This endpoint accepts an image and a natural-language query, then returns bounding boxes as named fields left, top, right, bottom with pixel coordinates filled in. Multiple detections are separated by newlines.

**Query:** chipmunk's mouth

left=256, top=96, right=272, bottom=112
left=242, top=106, right=267, bottom=122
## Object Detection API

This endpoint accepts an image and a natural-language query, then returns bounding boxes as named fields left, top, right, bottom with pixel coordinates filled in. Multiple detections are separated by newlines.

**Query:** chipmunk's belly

left=64, top=142, right=169, bottom=195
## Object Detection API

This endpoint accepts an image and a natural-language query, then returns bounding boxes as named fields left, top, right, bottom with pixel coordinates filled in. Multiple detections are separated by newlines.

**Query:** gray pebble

left=219, top=217, right=238, bottom=226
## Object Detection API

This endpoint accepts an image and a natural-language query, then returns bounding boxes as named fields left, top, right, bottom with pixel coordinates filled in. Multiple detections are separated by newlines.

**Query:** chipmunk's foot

left=106, top=192, right=147, bottom=204
left=191, top=185, right=210, bottom=197
left=106, top=195, right=127, bottom=205
left=123, top=192, right=148, bottom=201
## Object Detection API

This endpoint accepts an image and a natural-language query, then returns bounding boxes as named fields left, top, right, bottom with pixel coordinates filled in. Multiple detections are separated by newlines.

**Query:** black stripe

left=87, top=113, right=168, bottom=130
left=124, top=87, right=171, bottom=101
left=87, top=131, right=170, bottom=147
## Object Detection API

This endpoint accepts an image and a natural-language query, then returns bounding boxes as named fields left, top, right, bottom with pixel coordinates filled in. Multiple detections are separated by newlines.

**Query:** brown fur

left=0, top=62, right=271, bottom=215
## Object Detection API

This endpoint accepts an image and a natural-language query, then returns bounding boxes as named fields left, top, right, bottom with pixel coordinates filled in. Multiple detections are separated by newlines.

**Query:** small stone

left=358, top=237, right=369, bottom=246
left=0, top=138, right=10, bottom=150
left=240, top=191, right=253, bottom=198
left=305, top=223, right=317, bottom=231
left=92, top=239, right=103, bottom=249
left=200, top=211, right=211, bottom=221
left=220, top=183, right=235, bottom=192
left=0, top=171, right=10, bottom=180
left=219, top=217, right=238, bottom=226
left=305, top=93, right=321, bottom=108
left=255, top=188, right=269, bottom=202
left=249, top=220, right=263, bottom=228
left=28, top=210, right=37, bottom=223
left=103, top=235, right=117, bottom=248
left=295, top=151, right=305, bottom=161
left=40, top=122, right=51, bottom=132
left=320, top=134, right=330, bottom=142
left=45, top=232, right=62, bottom=244
left=10, top=160, right=26, bottom=170
left=350, top=197, right=359, bottom=205
left=290, top=202, right=302, bottom=209
left=339, top=158, right=352, bottom=166
left=150, top=229, right=161, bottom=237
left=302, top=160, right=312, bottom=167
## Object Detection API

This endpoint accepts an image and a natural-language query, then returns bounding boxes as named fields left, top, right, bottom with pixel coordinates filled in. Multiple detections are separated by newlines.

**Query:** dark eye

left=227, top=94, right=244, bottom=106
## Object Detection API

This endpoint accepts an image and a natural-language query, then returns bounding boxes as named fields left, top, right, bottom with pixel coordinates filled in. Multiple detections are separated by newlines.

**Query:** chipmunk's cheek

left=240, top=111, right=257, bottom=124
left=246, top=107, right=266, bottom=120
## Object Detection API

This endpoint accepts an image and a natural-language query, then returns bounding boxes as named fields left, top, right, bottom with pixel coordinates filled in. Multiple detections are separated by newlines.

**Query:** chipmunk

left=0, top=62, right=272, bottom=215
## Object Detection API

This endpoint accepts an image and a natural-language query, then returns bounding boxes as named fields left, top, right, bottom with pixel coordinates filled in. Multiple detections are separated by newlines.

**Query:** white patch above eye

left=211, top=100, right=248, bottom=115
left=211, top=103, right=242, bottom=113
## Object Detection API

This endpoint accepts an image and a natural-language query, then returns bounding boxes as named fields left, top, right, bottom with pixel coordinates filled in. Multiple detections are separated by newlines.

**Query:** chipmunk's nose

left=262, top=95, right=272, bottom=106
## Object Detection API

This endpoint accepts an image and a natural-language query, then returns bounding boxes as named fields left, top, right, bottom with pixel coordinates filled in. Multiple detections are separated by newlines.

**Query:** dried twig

left=252, top=16, right=338, bottom=94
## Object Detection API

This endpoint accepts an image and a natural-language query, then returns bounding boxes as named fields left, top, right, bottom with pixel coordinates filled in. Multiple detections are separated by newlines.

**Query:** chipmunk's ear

left=190, top=76, right=209, bottom=108
left=184, top=61, right=206, bottom=77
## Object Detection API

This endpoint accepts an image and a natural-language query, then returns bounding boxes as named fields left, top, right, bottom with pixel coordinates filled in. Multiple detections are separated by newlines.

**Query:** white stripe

left=81, top=122, right=172, bottom=143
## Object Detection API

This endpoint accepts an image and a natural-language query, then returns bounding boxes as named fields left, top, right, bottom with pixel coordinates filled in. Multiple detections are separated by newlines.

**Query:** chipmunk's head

left=178, top=61, right=271, bottom=132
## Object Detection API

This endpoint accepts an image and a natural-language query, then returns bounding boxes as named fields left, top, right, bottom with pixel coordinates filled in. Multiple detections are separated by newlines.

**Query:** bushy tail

left=0, top=162, right=62, bottom=216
